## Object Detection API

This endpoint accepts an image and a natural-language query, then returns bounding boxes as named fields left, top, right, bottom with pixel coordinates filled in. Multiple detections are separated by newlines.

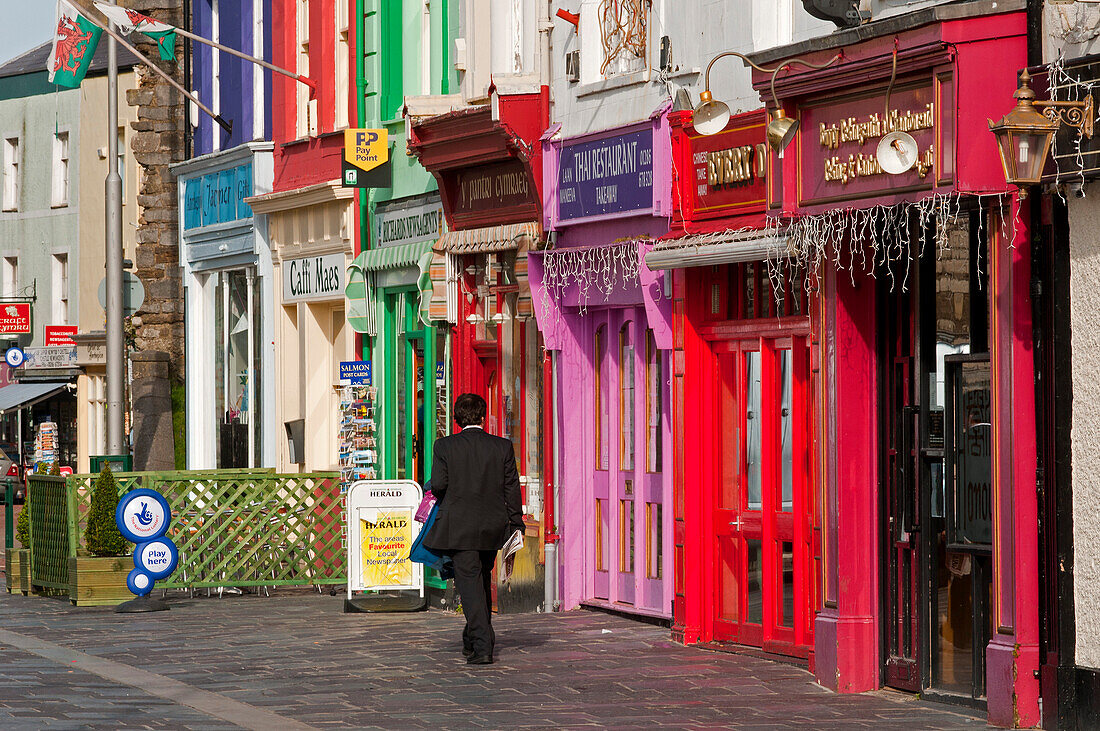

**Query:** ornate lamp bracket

left=1037, top=95, right=1095, bottom=139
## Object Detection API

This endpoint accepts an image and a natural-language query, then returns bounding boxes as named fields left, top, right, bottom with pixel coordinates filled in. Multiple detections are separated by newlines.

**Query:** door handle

left=728, top=517, right=743, bottom=530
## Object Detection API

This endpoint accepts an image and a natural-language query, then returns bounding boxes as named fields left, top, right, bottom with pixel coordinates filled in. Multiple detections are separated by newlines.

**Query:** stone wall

left=121, top=0, right=186, bottom=370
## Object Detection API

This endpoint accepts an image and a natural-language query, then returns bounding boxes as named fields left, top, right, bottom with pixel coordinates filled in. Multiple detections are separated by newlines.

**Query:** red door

left=712, top=336, right=814, bottom=657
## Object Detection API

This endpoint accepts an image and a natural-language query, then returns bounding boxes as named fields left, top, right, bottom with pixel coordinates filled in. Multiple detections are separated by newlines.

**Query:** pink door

left=589, top=306, right=667, bottom=613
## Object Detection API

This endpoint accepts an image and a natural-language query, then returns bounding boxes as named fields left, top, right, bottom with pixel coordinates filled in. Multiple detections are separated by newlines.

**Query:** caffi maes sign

left=282, top=253, right=345, bottom=302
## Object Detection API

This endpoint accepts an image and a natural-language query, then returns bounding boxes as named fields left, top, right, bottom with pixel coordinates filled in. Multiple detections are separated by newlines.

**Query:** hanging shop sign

left=0, top=303, right=31, bottom=335
left=557, top=128, right=654, bottom=223
left=345, top=480, right=424, bottom=593
left=44, top=325, right=78, bottom=347
left=688, top=114, right=768, bottom=221
left=375, top=194, right=443, bottom=249
left=23, top=346, right=77, bottom=370
left=343, top=128, right=391, bottom=188
left=797, top=79, right=954, bottom=206
left=183, top=161, right=253, bottom=230
left=448, top=160, right=539, bottom=227
left=5, top=348, right=24, bottom=368
left=339, top=360, right=372, bottom=385
left=281, top=253, right=345, bottom=302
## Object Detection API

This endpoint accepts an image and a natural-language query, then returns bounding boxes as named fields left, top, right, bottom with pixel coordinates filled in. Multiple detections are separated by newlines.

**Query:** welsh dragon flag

left=94, top=2, right=177, bottom=61
left=47, top=1, right=103, bottom=88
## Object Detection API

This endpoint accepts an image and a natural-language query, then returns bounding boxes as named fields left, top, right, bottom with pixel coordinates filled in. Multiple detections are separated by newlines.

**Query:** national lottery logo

left=116, top=488, right=178, bottom=598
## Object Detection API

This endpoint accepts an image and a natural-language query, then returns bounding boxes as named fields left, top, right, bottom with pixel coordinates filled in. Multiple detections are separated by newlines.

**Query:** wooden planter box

left=6, top=548, right=29, bottom=595
left=68, top=555, right=132, bottom=607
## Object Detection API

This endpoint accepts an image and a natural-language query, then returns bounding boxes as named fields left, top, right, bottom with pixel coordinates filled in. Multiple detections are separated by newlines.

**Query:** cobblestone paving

left=0, top=588, right=989, bottom=729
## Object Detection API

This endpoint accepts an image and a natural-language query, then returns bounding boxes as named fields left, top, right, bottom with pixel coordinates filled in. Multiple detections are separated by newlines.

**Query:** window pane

left=746, top=538, right=763, bottom=624
left=745, top=351, right=762, bottom=510
left=779, top=541, right=795, bottom=628
left=620, top=322, right=635, bottom=471
left=595, top=324, right=608, bottom=470
left=619, top=498, right=634, bottom=573
left=646, top=501, right=662, bottom=579
left=595, top=498, right=607, bottom=571
left=780, top=350, right=793, bottom=512
left=645, top=330, right=662, bottom=472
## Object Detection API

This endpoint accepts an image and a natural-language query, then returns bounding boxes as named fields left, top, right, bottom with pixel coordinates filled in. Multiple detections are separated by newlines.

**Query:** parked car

left=0, top=442, right=25, bottom=503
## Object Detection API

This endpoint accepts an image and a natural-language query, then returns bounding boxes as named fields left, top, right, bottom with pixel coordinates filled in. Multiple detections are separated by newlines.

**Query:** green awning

left=351, top=240, right=436, bottom=272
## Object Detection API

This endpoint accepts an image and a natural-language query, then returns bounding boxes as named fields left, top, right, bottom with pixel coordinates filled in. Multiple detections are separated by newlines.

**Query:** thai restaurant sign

left=556, top=127, right=654, bottom=223
left=687, top=112, right=768, bottom=222
left=796, top=78, right=954, bottom=207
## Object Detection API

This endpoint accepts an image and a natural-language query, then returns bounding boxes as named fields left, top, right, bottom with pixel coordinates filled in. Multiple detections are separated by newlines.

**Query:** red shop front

left=646, top=109, right=820, bottom=662
left=750, top=5, right=1042, bottom=726
left=407, top=91, right=549, bottom=613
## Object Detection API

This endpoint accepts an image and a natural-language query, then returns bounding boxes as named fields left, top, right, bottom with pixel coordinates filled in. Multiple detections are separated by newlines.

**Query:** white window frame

left=2, top=256, right=18, bottom=298
left=2, top=137, right=19, bottom=212
left=52, top=253, right=69, bottom=325
left=335, top=0, right=349, bottom=129
left=212, top=0, right=222, bottom=151
left=253, top=0, right=265, bottom=140
left=52, top=132, right=70, bottom=208
left=296, top=0, right=317, bottom=137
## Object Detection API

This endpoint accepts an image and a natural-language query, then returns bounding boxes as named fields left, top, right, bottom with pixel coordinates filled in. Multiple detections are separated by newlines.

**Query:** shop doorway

left=712, top=336, right=813, bottom=657
left=878, top=212, right=993, bottom=702
left=384, top=289, right=432, bottom=484
left=588, top=307, right=666, bottom=613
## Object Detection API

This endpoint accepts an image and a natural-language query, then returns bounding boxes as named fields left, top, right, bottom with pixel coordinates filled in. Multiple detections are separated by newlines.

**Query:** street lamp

left=692, top=50, right=841, bottom=153
left=989, top=69, right=1093, bottom=192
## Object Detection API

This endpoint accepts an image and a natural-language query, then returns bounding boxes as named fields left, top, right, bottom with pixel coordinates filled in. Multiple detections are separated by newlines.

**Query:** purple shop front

left=531, top=111, right=674, bottom=619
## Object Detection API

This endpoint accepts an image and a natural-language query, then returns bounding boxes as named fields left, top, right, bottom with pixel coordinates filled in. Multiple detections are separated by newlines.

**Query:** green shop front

left=346, top=191, right=449, bottom=487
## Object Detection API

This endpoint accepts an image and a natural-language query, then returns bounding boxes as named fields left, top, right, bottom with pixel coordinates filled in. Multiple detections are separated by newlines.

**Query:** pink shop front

left=529, top=112, right=675, bottom=620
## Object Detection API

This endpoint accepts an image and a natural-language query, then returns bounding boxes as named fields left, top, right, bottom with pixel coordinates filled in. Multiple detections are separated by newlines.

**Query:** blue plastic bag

left=407, top=487, right=453, bottom=579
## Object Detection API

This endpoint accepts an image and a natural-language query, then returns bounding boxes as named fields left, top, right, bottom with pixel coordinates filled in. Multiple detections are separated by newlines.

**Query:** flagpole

left=92, top=2, right=317, bottom=96
left=68, top=0, right=232, bottom=133
left=171, top=26, right=318, bottom=96
left=105, top=23, right=125, bottom=457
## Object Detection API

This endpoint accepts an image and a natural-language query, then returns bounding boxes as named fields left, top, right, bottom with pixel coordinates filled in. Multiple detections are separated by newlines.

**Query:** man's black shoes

left=466, top=654, right=493, bottom=665
left=462, top=647, right=475, bottom=658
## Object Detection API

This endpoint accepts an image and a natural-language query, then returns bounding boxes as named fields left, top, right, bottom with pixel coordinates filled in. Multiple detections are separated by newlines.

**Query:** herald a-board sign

left=343, top=129, right=392, bottom=188
left=346, top=480, right=424, bottom=596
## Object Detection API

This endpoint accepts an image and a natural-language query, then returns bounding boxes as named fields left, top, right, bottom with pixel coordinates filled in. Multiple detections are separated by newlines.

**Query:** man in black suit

left=423, top=393, right=524, bottom=665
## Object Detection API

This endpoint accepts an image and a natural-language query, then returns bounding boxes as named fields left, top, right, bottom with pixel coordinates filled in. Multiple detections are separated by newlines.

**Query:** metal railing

left=26, top=470, right=346, bottom=595
left=26, top=475, right=71, bottom=594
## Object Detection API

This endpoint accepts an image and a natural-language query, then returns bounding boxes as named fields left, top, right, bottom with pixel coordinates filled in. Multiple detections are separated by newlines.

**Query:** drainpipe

left=356, top=0, right=369, bottom=361
left=538, top=0, right=558, bottom=613
left=542, top=349, right=558, bottom=612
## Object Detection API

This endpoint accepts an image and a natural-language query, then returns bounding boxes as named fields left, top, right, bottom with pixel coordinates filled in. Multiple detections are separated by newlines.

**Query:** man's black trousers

left=450, top=549, right=497, bottom=657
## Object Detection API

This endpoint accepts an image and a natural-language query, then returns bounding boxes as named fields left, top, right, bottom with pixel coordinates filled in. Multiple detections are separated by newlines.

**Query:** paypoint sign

left=343, top=128, right=391, bottom=188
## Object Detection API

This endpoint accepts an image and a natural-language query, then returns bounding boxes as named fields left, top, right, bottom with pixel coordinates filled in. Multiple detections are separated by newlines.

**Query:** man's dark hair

left=454, top=393, right=487, bottom=427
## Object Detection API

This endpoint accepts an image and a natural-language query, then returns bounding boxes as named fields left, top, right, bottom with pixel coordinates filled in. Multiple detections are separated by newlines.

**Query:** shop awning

left=0, top=382, right=70, bottom=415
left=644, top=230, right=788, bottom=270
left=434, top=222, right=541, bottom=254
left=350, top=239, right=436, bottom=272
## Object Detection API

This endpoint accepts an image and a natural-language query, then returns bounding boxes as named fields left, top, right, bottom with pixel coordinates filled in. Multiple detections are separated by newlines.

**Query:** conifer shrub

left=15, top=487, right=28, bottom=548
left=85, top=465, right=129, bottom=557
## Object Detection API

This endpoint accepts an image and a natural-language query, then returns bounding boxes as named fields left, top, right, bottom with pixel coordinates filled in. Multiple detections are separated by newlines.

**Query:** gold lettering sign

left=818, top=103, right=935, bottom=184
left=706, top=143, right=768, bottom=188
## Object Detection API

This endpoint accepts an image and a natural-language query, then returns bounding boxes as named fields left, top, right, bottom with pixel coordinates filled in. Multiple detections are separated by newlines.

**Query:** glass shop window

left=619, top=320, right=635, bottom=472
left=645, top=329, right=662, bottom=473
left=215, top=269, right=262, bottom=468
left=595, top=323, right=608, bottom=470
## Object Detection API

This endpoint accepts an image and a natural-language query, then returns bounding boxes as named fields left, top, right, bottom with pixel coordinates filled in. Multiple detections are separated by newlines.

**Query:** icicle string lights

left=536, top=239, right=643, bottom=324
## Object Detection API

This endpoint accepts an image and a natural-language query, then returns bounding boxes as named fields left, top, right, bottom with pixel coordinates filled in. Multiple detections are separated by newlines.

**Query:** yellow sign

left=344, top=129, right=388, bottom=174
left=359, top=508, right=413, bottom=588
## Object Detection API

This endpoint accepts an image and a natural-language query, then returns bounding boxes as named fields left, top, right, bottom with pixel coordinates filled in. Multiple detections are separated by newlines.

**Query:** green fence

left=27, top=475, right=72, bottom=594
left=29, top=470, right=346, bottom=593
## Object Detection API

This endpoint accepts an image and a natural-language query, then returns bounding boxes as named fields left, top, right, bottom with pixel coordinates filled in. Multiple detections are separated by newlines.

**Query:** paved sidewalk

left=0, top=588, right=988, bottom=730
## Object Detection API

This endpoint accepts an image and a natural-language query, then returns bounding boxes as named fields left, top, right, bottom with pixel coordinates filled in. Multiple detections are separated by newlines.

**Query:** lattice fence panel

left=65, top=471, right=344, bottom=590
left=27, top=475, right=71, bottom=593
